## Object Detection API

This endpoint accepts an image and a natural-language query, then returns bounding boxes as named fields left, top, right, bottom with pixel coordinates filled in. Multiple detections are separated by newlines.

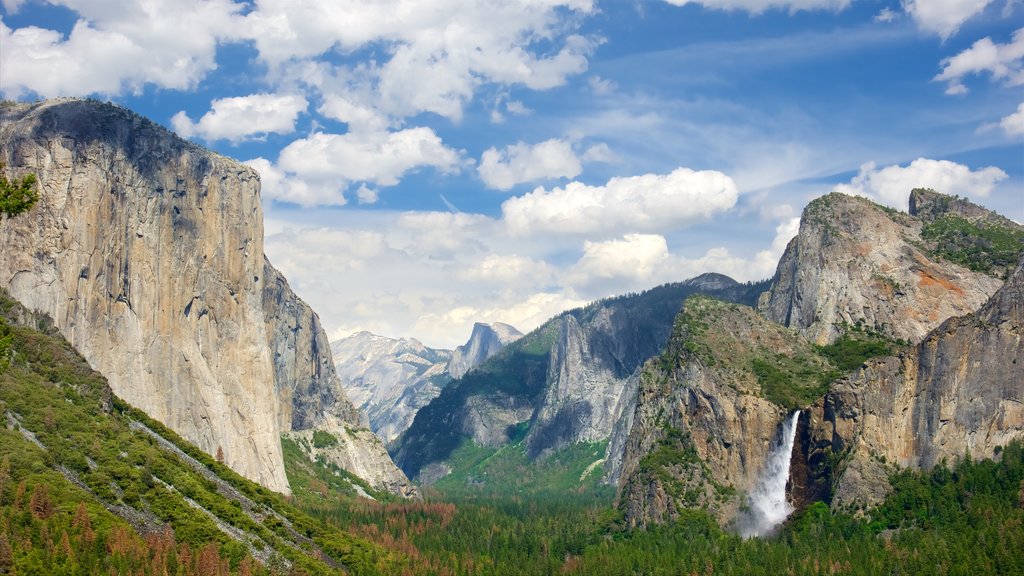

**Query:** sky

left=1, top=0, right=1021, bottom=349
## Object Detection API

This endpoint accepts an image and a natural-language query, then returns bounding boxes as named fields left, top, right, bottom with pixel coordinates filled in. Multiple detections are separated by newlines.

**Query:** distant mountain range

left=331, top=322, right=522, bottom=445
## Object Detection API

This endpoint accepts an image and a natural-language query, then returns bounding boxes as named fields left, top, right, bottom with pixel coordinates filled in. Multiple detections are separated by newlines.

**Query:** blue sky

left=1, top=0, right=1021, bottom=348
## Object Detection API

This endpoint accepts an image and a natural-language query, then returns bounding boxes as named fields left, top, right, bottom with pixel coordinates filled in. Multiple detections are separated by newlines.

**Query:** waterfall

left=738, top=410, right=801, bottom=539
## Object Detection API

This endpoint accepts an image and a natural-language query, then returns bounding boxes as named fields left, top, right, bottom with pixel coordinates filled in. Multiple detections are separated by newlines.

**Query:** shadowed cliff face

left=0, top=99, right=413, bottom=497
left=392, top=275, right=770, bottom=484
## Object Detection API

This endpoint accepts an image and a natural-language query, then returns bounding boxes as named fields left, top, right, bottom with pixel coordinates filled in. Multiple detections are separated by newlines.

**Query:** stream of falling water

left=738, top=410, right=801, bottom=539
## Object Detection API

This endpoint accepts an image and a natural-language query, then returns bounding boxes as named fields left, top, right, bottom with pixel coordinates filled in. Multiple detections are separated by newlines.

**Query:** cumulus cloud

left=902, top=0, right=994, bottom=39
left=833, top=158, right=1008, bottom=210
left=458, top=254, right=555, bottom=285
left=660, top=0, right=850, bottom=14
left=1000, top=102, right=1024, bottom=137
left=569, top=231, right=671, bottom=284
left=249, top=128, right=463, bottom=206
left=0, top=0, right=242, bottom=98
left=172, top=93, right=307, bottom=143
left=935, top=28, right=1024, bottom=94
left=501, top=167, right=739, bottom=236
left=242, top=0, right=598, bottom=122
left=478, top=139, right=585, bottom=190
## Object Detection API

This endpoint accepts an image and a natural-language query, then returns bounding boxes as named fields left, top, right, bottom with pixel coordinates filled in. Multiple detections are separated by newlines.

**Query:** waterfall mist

left=737, top=411, right=801, bottom=539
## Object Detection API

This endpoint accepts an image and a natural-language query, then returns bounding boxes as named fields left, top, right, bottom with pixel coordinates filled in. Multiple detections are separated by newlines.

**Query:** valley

left=1, top=98, right=1022, bottom=575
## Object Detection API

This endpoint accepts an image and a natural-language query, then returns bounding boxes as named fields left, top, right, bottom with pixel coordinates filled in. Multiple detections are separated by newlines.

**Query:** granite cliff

left=0, top=99, right=411, bottom=497
left=805, top=256, right=1024, bottom=510
left=333, top=323, right=520, bottom=445
left=393, top=275, right=769, bottom=485
left=615, top=296, right=836, bottom=528
left=447, top=322, right=523, bottom=379
left=759, top=192, right=1006, bottom=345
left=618, top=190, right=1023, bottom=530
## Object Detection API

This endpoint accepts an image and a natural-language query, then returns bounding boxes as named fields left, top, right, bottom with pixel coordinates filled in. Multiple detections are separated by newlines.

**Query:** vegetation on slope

left=0, top=166, right=37, bottom=217
left=283, top=440, right=1024, bottom=575
left=921, top=214, right=1024, bottom=278
left=0, top=290, right=399, bottom=575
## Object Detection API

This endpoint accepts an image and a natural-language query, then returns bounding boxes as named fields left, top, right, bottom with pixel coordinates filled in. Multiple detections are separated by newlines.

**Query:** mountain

left=392, top=274, right=770, bottom=486
left=759, top=191, right=1009, bottom=345
left=0, top=99, right=411, bottom=498
left=447, top=322, right=523, bottom=379
left=616, top=190, right=1024, bottom=531
left=615, top=295, right=839, bottom=528
left=332, top=332, right=451, bottom=444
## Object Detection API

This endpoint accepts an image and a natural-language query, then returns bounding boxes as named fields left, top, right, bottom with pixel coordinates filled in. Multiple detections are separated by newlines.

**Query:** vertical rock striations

left=807, top=257, right=1024, bottom=509
left=393, top=276, right=771, bottom=485
left=615, top=296, right=832, bottom=528
left=447, top=322, right=523, bottom=379
left=0, top=99, right=288, bottom=493
left=0, top=99, right=414, bottom=498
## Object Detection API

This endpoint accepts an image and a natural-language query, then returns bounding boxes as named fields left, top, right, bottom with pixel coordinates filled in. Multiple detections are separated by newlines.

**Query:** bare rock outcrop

left=0, top=99, right=413, bottom=498
left=760, top=192, right=1003, bottom=345
left=616, top=296, right=828, bottom=528
left=447, top=322, right=522, bottom=379
left=332, top=331, right=451, bottom=444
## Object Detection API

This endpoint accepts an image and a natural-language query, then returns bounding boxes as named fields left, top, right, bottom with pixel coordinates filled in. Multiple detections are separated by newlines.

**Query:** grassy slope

left=0, top=290, right=400, bottom=575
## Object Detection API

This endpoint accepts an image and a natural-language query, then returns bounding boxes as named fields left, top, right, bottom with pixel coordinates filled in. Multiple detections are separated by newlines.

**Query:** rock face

left=0, top=99, right=412, bottom=497
left=284, top=428, right=419, bottom=499
left=393, top=275, right=770, bottom=483
left=263, top=263, right=365, bottom=433
left=615, top=296, right=831, bottom=528
left=760, top=192, right=1003, bottom=345
left=805, top=257, right=1024, bottom=509
left=332, top=331, right=451, bottom=444
left=447, top=322, right=522, bottom=379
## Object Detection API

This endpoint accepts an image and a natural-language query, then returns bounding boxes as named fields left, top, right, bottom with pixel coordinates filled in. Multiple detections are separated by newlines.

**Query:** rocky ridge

left=618, top=190, right=1023, bottom=530
left=615, top=296, right=835, bottom=527
left=0, top=99, right=411, bottom=497
left=332, top=331, right=452, bottom=444
left=759, top=192, right=1004, bottom=345
left=393, top=275, right=770, bottom=485
left=447, top=322, right=523, bottom=379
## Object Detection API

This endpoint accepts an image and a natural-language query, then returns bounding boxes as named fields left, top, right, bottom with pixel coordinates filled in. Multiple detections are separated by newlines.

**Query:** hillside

left=0, top=290, right=397, bottom=575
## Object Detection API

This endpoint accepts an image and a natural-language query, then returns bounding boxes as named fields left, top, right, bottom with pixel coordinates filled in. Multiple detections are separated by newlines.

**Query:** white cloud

left=902, top=0, right=993, bottom=39
left=1000, top=102, right=1024, bottom=137
left=318, top=95, right=391, bottom=133
left=660, top=0, right=850, bottom=14
left=478, top=138, right=584, bottom=190
left=567, top=234, right=671, bottom=289
left=935, top=28, right=1024, bottom=94
left=459, top=254, right=555, bottom=285
left=501, top=167, right=739, bottom=236
left=252, top=128, right=463, bottom=206
left=874, top=7, right=898, bottom=23
left=0, top=0, right=242, bottom=98
left=588, top=75, right=616, bottom=94
left=172, top=93, right=307, bottom=143
left=356, top=185, right=380, bottom=205
left=834, top=158, right=1008, bottom=210
left=243, top=0, right=598, bottom=122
